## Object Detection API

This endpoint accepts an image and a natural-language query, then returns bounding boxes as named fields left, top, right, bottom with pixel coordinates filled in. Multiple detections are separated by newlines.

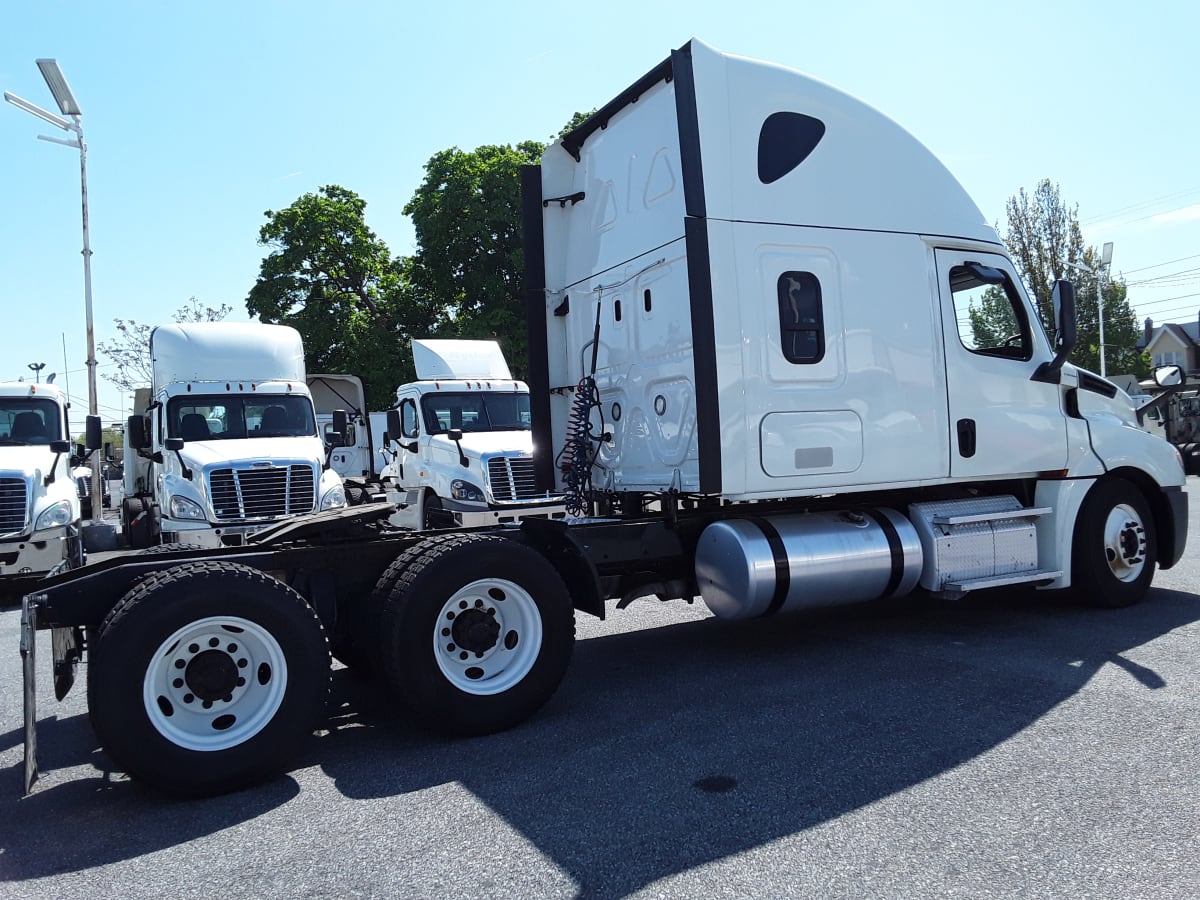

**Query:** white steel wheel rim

left=1102, top=503, right=1148, bottom=584
left=143, top=615, right=288, bottom=751
left=433, top=578, right=543, bottom=696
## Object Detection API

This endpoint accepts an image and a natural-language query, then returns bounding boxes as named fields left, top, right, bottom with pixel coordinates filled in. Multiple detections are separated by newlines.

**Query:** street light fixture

left=28, top=362, right=46, bottom=380
left=4, top=59, right=101, bottom=522
left=1063, top=241, right=1115, bottom=378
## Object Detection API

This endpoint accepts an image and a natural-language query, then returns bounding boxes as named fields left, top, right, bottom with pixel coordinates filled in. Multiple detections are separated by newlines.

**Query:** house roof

left=1144, top=321, right=1199, bottom=355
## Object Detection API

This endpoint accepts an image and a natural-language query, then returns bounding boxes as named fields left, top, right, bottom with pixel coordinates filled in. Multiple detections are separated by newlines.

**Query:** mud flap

left=51, top=626, right=82, bottom=701
left=20, top=596, right=38, bottom=795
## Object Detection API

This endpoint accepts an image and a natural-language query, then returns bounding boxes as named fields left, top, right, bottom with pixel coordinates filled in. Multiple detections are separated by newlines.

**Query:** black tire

left=378, top=533, right=575, bottom=736
left=1071, top=478, right=1157, bottom=609
left=329, top=546, right=418, bottom=673
left=422, top=493, right=445, bottom=530
left=87, top=561, right=330, bottom=797
left=122, top=497, right=160, bottom=550
left=345, top=484, right=367, bottom=506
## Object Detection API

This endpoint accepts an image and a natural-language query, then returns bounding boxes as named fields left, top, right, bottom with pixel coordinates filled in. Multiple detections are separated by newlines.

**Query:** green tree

left=403, top=142, right=545, bottom=378
left=98, top=297, right=233, bottom=393
left=980, top=179, right=1148, bottom=378
left=402, top=112, right=595, bottom=380
left=247, top=185, right=435, bottom=410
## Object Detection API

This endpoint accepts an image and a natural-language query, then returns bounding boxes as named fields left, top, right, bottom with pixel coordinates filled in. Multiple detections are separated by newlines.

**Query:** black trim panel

left=670, top=43, right=706, bottom=219
left=684, top=217, right=721, bottom=494
left=1078, top=371, right=1119, bottom=399
left=560, top=58, right=675, bottom=162
left=520, top=164, right=555, bottom=493
left=1161, top=485, right=1188, bottom=570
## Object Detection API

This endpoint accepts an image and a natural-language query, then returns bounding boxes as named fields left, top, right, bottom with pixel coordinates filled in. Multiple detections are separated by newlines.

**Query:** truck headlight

left=169, top=495, right=207, bottom=520
left=320, top=484, right=347, bottom=510
left=451, top=479, right=485, bottom=502
left=35, top=501, right=74, bottom=531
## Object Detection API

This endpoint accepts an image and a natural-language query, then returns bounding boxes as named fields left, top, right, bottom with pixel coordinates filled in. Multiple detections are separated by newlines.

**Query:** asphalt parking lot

left=1, top=484, right=1198, bottom=898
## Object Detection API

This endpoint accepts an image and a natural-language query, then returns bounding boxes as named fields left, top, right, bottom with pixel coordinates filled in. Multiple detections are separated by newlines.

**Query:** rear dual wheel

left=378, top=533, right=575, bottom=736
left=88, top=561, right=330, bottom=796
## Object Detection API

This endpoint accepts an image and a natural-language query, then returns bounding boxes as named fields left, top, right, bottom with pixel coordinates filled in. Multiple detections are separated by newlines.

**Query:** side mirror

left=327, top=410, right=348, bottom=448
left=1052, top=279, right=1077, bottom=354
left=85, top=415, right=103, bottom=451
left=1154, top=365, right=1183, bottom=387
left=127, top=414, right=148, bottom=451
left=386, top=409, right=402, bottom=441
left=164, top=437, right=192, bottom=480
left=45, top=439, right=72, bottom=486
left=447, top=428, right=464, bottom=442
left=1033, top=279, right=1076, bottom=384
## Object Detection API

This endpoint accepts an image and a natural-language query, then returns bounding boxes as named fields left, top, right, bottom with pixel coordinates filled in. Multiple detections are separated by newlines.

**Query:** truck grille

left=0, top=477, right=28, bottom=535
left=486, top=457, right=541, bottom=502
left=208, top=465, right=316, bottom=521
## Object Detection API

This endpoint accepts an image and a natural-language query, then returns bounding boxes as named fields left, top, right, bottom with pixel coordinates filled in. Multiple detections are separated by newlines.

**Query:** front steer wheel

left=379, top=533, right=575, bottom=736
left=87, top=561, right=331, bottom=796
left=1071, top=478, right=1157, bottom=609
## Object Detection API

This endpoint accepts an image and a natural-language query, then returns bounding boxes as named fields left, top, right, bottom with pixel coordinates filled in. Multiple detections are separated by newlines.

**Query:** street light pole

left=4, top=59, right=101, bottom=522
left=1064, top=241, right=1115, bottom=377
left=1097, top=241, right=1114, bottom=378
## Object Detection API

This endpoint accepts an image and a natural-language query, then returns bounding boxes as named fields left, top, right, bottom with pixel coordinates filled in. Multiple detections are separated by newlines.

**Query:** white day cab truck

left=0, top=382, right=95, bottom=601
left=307, top=372, right=383, bottom=506
left=379, top=339, right=566, bottom=529
left=18, top=39, right=1187, bottom=797
left=120, top=322, right=347, bottom=549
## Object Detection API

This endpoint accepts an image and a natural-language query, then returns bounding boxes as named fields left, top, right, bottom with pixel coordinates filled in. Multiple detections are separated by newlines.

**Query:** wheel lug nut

left=173, top=678, right=184, bottom=689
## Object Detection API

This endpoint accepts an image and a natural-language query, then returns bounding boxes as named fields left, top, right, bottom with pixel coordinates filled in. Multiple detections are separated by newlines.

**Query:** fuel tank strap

left=863, top=509, right=905, bottom=598
left=745, top=517, right=790, bottom=616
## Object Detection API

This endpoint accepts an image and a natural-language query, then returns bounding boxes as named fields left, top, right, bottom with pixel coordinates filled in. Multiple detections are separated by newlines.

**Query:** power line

left=1081, top=187, right=1200, bottom=226
left=1123, top=253, right=1200, bottom=275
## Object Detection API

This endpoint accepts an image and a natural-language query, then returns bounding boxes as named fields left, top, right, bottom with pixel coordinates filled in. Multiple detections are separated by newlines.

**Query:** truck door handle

left=956, top=418, right=977, bottom=458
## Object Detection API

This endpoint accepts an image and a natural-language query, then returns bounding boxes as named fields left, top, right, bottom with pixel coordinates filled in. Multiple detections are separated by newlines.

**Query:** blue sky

left=3, top=1, right=1198, bottom=431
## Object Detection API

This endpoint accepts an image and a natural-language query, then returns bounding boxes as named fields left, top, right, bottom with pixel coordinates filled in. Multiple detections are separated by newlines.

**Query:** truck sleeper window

left=778, top=271, right=825, bottom=364
left=167, top=395, right=317, bottom=441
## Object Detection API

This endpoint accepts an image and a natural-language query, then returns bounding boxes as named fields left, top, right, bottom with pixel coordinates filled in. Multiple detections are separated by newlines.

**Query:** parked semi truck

left=0, top=382, right=87, bottom=600
left=380, top=339, right=566, bottom=528
left=308, top=372, right=380, bottom=504
left=18, top=39, right=1188, bottom=797
left=120, top=322, right=347, bottom=549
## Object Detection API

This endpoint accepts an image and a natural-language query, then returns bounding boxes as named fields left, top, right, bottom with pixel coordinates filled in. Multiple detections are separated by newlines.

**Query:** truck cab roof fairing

left=554, top=38, right=998, bottom=248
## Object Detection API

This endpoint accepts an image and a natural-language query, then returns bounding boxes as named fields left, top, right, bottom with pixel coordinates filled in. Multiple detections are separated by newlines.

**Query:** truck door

left=935, top=248, right=1069, bottom=478
left=394, top=395, right=422, bottom=487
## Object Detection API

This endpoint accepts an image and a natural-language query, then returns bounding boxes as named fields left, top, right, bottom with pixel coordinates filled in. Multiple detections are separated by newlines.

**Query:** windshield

left=166, top=395, right=317, bottom=441
left=420, top=392, right=531, bottom=434
left=0, top=397, right=62, bottom=446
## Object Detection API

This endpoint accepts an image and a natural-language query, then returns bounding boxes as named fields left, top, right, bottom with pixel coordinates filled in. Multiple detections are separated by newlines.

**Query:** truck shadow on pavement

left=0, top=587, right=1196, bottom=892
left=316, top=586, right=1200, bottom=898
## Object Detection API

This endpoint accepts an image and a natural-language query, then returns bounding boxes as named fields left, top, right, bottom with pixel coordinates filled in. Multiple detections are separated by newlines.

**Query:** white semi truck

left=19, top=39, right=1188, bottom=797
left=380, top=339, right=566, bottom=528
left=308, top=372, right=380, bottom=505
left=120, top=322, right=347, bottom=549
left=0, top=382, right=87, bottom=599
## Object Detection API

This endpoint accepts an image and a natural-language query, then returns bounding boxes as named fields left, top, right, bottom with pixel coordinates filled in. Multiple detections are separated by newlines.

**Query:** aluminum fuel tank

left=695, top=509, right=923, bottom=619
